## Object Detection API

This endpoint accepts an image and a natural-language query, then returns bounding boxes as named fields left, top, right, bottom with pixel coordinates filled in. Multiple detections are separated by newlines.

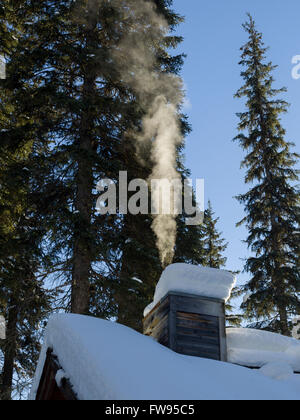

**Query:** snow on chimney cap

left=144, top=263, right=236, bottom=317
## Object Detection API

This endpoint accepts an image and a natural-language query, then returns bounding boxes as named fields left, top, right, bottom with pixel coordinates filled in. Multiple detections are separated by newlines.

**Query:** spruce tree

left=235, top=15, right=300, bottom=336
left=25, top=0, right=204, bottom=328
left=1, top=0, right=207, bottom=349
left=200, top=202, right=242, bottom=326
left=0, top=1, right=53, bottom=399
left=15, top=0, right=135, bottom=316
left=201, top=201, right=228, bottom=269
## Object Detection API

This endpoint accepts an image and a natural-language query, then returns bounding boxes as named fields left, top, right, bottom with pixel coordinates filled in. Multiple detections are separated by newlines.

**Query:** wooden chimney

left=143, top=291, right=227, bottom=362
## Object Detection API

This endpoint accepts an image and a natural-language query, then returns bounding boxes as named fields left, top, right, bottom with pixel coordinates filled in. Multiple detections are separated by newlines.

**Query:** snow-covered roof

left=144, top=263, right=236, bottom=317
left=30, top=314, right=300, bottom=400
left=227, top=328, right=300, bottom=373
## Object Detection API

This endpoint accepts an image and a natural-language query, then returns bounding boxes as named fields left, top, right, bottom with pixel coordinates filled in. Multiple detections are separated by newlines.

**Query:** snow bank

left=227, top=328, right=300, bottom=373
left=30, top=314, right=300, bottom=400
left=144, top=264, right=236, bottom=317
left=259, top=362, right=294, bottom=381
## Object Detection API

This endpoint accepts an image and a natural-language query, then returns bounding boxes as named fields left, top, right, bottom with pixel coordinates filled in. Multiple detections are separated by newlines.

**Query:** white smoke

left=80, top=0, right=186, bottom=266
left=111, top=0, right=185, bottom=267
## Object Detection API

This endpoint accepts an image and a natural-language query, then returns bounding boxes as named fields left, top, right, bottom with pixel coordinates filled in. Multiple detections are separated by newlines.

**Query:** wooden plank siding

left=176, top=311, right=220, bottom=359
left=143, top=292, right=228, bottom=362
left=35, top=349, right=78, bottom=400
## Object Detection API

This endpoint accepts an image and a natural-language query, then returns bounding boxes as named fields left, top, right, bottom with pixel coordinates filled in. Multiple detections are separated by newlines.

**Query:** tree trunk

left=275, top=269, right=290, bottom=337
left=71, top=129, right=94, bottom=314
left=278, top=306, right=290, bottom=337
left=71, top=183, right=93, bottom=315
left=71, top=13, right=97, bottom=315
left=116, top=214, right=145, bottom=332
left=0, top=299, right=18, bottom=400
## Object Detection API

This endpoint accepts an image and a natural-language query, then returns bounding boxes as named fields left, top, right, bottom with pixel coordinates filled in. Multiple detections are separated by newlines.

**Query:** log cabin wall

left=143, top=292, right=227, bottom=362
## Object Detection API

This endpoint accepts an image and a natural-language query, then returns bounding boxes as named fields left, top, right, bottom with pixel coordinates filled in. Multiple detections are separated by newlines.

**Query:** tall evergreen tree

left=0, top=3, right=208, bottom=395
left=15, top=0, right=136, bottom=317
left=200, top=202, right=242, bottom=326
left=235, top=15, right=300, bottom=336
left=26, top=0, right=205, bottom=326
left=201, top=201, right=228, bottom=269
left=0, top=1, right=53, bottom=400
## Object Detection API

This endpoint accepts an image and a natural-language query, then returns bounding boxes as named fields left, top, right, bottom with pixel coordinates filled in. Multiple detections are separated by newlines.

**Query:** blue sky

left=173, top=0, right=300, bottom=289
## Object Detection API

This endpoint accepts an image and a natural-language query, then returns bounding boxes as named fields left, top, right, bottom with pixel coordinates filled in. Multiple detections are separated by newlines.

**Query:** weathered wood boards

left=143, top=292, right=227, bottom=362
left=143, top=296, right=170, bottom=347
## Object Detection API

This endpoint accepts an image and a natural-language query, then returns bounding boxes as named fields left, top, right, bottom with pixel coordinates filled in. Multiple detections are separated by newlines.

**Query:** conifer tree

left=1, top=0, right=207, bottom=362
left=199, top=202, right=242, bottom=326
left=24, top=0, right=205, bottom=328
left=0, top=1, right=53, bottom=399
left=201, top=201, right=228, bottom=269
left=15, top=0, right=136, bottom=316
left=235, top=15, right=300, bottom=336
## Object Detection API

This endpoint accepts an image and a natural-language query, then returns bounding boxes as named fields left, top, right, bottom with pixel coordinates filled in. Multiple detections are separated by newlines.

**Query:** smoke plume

left=111, top=0, right=185, bottom=267
left=82, top=0, right=185, bottom=266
